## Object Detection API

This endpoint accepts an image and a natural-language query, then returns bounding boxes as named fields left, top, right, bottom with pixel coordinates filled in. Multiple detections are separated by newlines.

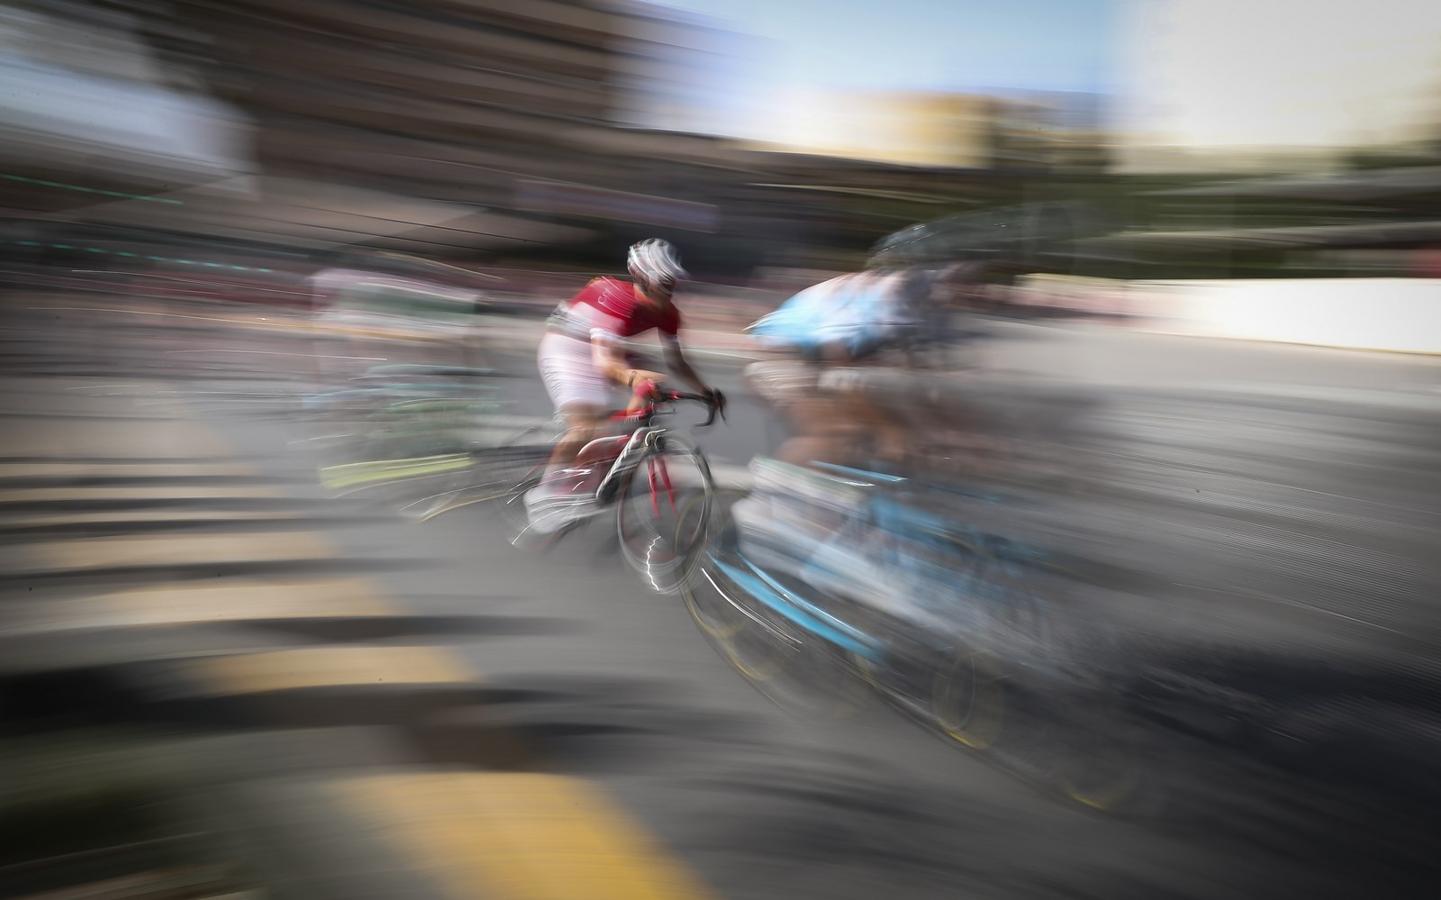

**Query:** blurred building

left=742, top=88, right=1113, bottom=175
left=176, top=0, right=644, bottom=191
left=998, top=90, right=1114, bottom=172
left=610, top=2, right=762, bottom=139
left=0, top=1, right=252, bottom=218
left=1, top=0, right=1113, bottom=276
left=1, top=0, right=760, bottom=265
left=746, top=91, right=998, bottom=168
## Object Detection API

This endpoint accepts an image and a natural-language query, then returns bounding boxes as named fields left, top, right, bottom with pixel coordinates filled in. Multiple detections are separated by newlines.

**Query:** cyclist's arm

left=591, top=333, right=663, bottom=390
left=660, top=334, right=710, bottom=394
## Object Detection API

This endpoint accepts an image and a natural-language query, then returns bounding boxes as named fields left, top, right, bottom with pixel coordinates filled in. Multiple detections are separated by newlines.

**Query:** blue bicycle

left=683, top=460, right=1147, bottom=811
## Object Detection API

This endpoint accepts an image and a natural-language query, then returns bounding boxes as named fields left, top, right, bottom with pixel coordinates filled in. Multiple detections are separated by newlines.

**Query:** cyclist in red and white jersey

left=527, top=239, right=724, bottom=532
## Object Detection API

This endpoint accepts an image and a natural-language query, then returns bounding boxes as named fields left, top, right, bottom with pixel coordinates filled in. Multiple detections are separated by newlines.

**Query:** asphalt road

left=4, top=298, right=1441, bottom=899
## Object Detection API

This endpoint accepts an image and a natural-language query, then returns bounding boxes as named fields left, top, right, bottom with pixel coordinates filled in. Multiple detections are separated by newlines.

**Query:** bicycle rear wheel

left=615, top=434, right=713, bottom=593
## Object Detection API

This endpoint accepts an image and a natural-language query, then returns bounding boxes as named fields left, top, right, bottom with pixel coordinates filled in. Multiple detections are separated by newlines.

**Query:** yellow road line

left=6, top=579, right=390, bottom=635
left=334, top=773, right=716, bottom=900
left=7, top=414, right=718, bottom=899
left=320, top=453, right=473, bottom=490
left=19, top=531, right=332, bottom=572
left=185, top=646, right=474, bottom=695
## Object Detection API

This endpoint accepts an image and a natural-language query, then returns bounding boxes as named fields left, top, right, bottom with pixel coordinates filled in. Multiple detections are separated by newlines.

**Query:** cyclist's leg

left=524, top=400, right=608, bottom=534
left=744, top=358, right=826, bottom=466
left=535, top=332, right=611, bottom=497
left=812, top=365, right=887, bottom=469
left=777, top=395, right=853, bottom=468
left=853, top=366, right=918, bottom=469
left=545, top=404, right=605, bottom=480
left=851, top=387, right=909, bottom=467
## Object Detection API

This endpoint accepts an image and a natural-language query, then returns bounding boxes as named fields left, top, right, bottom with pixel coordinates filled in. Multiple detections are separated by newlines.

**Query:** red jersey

left=559, top=276, right=681, bottom=342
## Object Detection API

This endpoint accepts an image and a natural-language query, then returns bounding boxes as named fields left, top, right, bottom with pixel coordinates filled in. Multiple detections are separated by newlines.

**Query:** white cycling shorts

left=538, top=332, right=612, bottom=410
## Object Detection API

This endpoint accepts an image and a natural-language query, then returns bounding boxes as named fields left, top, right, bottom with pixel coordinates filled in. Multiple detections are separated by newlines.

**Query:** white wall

left=1127, top=279, right=1441, bottom=353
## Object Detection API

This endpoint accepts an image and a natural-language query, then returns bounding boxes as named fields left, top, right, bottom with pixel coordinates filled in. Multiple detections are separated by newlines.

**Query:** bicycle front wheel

left=615, top=433, right=713, bottom=593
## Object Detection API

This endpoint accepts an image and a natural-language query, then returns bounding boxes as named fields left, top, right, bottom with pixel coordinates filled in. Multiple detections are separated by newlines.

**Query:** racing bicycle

left=683, top=460, right=1147, bottom=812
left=484, top=389, right=726, bottom=593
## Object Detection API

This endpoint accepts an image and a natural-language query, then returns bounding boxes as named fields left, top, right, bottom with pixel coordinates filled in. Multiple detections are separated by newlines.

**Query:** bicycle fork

left=594, top=427, right=655, bottom=505
left=646, top=455, right=676, bottom=516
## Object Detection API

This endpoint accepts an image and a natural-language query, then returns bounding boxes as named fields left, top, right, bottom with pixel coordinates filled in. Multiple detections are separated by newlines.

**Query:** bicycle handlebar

left=612, top=387, right=725, bottom=427
left=662, top=390, right=725, bottom=427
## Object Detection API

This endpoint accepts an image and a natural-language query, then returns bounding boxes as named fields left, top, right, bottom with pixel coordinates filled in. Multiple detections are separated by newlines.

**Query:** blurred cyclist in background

left=732, top=261, right=930, bottom=606
left=745, top=262, right=927, bottom=469
left=527, top=239, right=724, bottom=533
left=732, top=224, right=1041, bottom=619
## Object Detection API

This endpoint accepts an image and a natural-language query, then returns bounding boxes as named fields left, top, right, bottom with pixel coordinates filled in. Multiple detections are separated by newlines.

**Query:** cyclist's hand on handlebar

left=626, top=369, right=666, bottom=391
left=632, top=380, right=661, bottom=401
left=703, top=387, right=727, bottom=420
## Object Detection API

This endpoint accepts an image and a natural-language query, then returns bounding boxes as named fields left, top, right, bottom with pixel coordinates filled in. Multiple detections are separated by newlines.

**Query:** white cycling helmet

left=627, top=238, right=687, bottom=286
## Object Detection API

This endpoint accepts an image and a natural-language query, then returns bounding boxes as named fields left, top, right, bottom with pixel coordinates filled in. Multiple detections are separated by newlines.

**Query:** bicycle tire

left=1028, top=611, right=1155, bottom=816
left=1048, top=688, right=1151, bottom=814
left=965, top=566, right=1153, bottom=815
left=615, top=433, right=714, bottom=593
left=683, top=547, right=869, bottom=719
left=929, top=638, right=1008, bottom=751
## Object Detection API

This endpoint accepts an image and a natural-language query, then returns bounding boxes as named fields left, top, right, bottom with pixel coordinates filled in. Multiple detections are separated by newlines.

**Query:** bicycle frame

left=575, top=391, right=716, bottom=510
left=585, top=424, right=670, bottom=508
left=710, top=555, right=883, bottom=660
left=712, top=463, right=1050, bottom=666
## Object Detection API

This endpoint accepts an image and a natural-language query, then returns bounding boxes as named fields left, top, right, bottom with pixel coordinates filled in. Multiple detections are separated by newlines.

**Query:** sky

left=651, top=0, right=1116, bottom=93
left=642, top=0, right=1441, bottom=164
left=644, top=0, right=1116, bottom=140
left=1118, top=0, right=1441, bottom=155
